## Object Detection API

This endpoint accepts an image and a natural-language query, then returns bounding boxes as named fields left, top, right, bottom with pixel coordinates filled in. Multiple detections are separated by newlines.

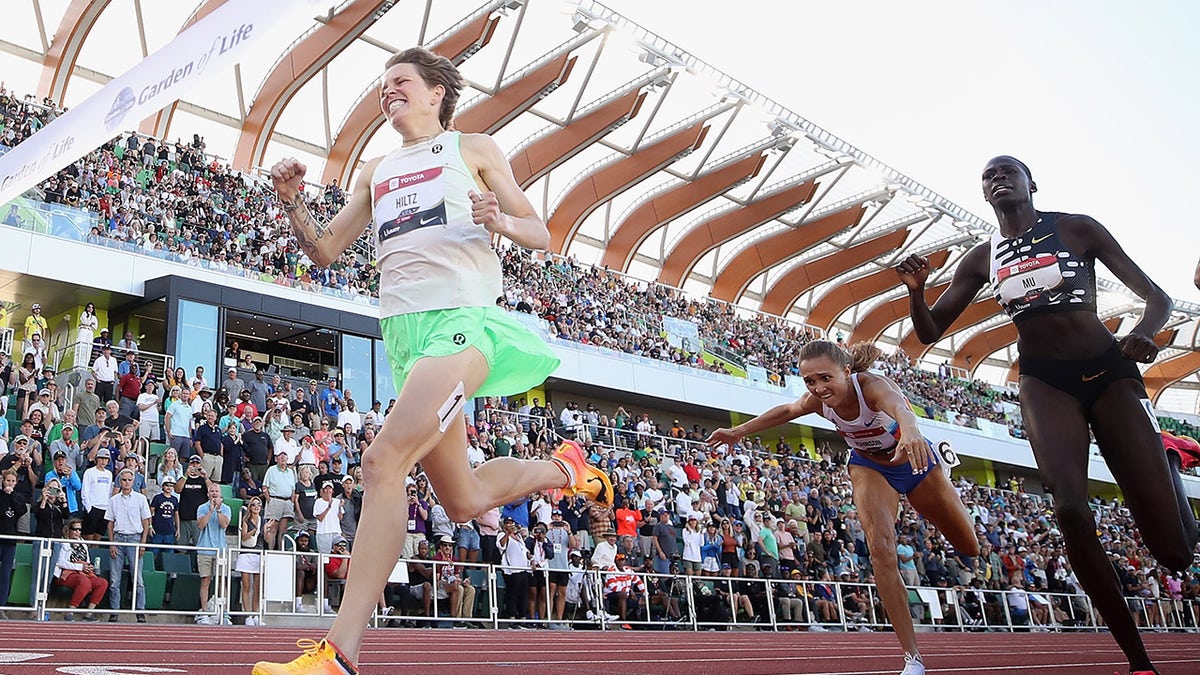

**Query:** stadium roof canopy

left=2, top=0, right=1199, bottom=410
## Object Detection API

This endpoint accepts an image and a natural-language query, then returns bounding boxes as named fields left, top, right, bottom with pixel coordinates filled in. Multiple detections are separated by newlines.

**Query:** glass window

left=374, top=338, right=397, bottom=406
left=175, top=300, right=218, bottom=384
left=341, top=334, right=372, bottom=412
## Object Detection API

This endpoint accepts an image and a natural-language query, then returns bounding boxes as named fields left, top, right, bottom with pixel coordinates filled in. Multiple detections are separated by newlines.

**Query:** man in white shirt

left=91, top=345, right=119, bottom=403
left=263, top=451, right=298, bottom=550
left=106, top=467, right=151, bottom=622
left=498, top=517, right=531, bottom=621
left=465, top=437, right=486, bottom=468
left=363, top=400, right=385, bottom=428
left=643, top=480, right=666, bottom=514
left=591, top=531, right=618, bottom=570
left=274, top=425, right=301, bottom=465
left=664, top=461, right=688, bottom=490
left=80, top=448, right=113, bottom=539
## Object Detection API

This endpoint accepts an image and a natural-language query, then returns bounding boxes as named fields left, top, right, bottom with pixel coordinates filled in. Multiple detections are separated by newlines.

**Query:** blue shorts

left=455, top=527, right=481, bottom=552
left=847, top=445, right=939, bottom=495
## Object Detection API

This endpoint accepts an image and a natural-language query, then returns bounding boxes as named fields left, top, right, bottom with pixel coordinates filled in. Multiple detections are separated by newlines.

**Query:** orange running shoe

left=552, top=439, right=613, bottom=508
left=252, top=639, right=358, bottom=675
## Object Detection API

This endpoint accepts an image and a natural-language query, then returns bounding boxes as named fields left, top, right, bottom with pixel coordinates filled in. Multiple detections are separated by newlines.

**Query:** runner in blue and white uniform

left=708, top=340, right=978, bottom=675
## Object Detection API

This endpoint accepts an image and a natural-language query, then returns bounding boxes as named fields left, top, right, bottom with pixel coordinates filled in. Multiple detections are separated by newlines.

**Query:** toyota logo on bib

left=452, top=333, right=466, bottom=345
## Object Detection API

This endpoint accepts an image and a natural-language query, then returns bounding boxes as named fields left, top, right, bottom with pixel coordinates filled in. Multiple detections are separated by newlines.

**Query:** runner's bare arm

left=1065, top=214, right=1171, bottom=362
left=896, top=244, right=990, bottom=344
left=269, top=157, right=380, bottom=267
left=706, top=395, right=821, bottom=447
left=461, top=133, right=550, bottom=250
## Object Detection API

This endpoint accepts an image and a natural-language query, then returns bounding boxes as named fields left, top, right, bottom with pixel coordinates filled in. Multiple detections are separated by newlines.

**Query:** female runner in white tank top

left=709, top=340, right=978, bottom=675
left=260, top=47, right=610, bottom=674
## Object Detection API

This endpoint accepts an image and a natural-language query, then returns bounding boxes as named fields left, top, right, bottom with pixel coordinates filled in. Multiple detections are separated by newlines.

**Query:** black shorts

left=1019, top=340, right=1143, bottom=410
left=83, top=507, right=108, bottom=537
left=531, top=570, right=547, bottom=588
left=548, top=571, right=569, bottom=586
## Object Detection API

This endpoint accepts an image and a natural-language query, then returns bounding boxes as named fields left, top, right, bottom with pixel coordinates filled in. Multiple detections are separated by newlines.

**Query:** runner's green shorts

left=380, top=305, right=560, bottom=398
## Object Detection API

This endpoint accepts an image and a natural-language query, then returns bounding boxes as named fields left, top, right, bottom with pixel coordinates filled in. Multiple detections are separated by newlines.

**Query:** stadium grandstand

left=0, top=1, right=1198, bottom=673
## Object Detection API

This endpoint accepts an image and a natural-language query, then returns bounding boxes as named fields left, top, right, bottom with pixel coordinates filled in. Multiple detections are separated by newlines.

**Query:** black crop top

left=988, top=211, right=1097, bottom=321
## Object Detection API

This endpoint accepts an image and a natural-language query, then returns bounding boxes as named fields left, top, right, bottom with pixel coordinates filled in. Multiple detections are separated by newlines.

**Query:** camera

left=46, top=486, right=62, bottom=498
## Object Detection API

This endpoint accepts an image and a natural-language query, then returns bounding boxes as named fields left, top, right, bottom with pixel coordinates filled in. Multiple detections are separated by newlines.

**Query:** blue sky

left=603, top=0, right=1200, bottom=300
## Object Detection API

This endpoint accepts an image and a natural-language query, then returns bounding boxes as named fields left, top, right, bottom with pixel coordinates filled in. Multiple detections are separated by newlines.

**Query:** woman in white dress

left=74, top=303, right=98, bottom=370
left=236, top=497, right=266, bottom=625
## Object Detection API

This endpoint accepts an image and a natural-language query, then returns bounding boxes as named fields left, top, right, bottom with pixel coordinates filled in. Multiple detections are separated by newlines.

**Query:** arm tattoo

left=281, top=197, right=330, bottom=264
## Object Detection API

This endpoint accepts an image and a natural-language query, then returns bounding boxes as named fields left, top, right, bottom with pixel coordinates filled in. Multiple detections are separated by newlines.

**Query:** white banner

left=0, top=0, right=324, bottom=206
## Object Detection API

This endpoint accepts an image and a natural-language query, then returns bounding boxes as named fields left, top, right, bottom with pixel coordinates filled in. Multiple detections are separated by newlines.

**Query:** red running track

left=0, top=622, right=1197, bottom=674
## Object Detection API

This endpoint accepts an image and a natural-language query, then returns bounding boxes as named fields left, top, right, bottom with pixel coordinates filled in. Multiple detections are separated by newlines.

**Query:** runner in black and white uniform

left=897, top=155, right=1199, bottom=675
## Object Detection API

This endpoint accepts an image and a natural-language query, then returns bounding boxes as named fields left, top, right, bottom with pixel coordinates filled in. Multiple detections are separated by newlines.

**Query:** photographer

left=0, top=435, right=38, bottom=532
left=0, top=469, right=29, bottom=617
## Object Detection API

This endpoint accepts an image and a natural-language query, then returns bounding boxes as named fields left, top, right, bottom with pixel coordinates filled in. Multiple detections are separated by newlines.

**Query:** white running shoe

left=245, top=616, right=257, bottom=626
left=195, top=614, right=213, bottom=625
left=809, top=624, right=827, bottom=632
left=900, top=652, right=925, bottom=675
left=322, top=600, right=335, bottom=615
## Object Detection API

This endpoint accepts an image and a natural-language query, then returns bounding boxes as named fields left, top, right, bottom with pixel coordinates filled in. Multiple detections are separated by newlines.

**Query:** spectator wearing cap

left=262, top=450, right=297, bottom=550
left=91, top=344, right=118, bottom=404
left=221, top=367, right=244, bottom=404
left=592, top=530, right=619, bottom=570
left=28, top=387, right=62, bottom=425
left=0, top=436, right=37, bottom=531
left=174, top=455, right=209, bottom=548
left=80, top=447, right=113, bottom=540
left=23, top=303, right=48, bottom=347
left=191, top=408, right=223, bottom=483
left=148, top=477, right=179, bottom=562
left=274, top=425, right=300, bottom=465
left=234, top=389, right=259, bottom=422
left=324, top=428, right=346, bottom=466
left=432, top=534, right=476, bottom=620
left=46, top=446, right=84, bottom=514
left=651, top=509, right=679, bottom=575
left=313, top=481, right=343, bottom=554
left=117, top=349, right=140, bottom=378
left=190, top=386, right=214, bottom=416
left=242, top=416, right=273, bottom=482
left=91, top=327, right=112, bottom=364
left=319, top=377, right=342, bottom=425
left=49, top=422, right=82, bottom=476
left=364, top=400, right=385, bottom=429
left=72, top=377, right=103, bottom=428
left=544, top=508, right=573, bottom=625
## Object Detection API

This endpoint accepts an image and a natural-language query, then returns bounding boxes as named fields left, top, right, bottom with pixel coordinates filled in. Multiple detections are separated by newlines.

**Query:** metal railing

left=5, top=532, right=1197, bottom=634
left=51, top=339, right=175, bottom=379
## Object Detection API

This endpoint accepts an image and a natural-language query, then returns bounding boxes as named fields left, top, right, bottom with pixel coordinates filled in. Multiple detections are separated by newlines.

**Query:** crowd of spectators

left=2, top=86, right=1030, bottom=438
left=1, top=86, right=1199, bottom=629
